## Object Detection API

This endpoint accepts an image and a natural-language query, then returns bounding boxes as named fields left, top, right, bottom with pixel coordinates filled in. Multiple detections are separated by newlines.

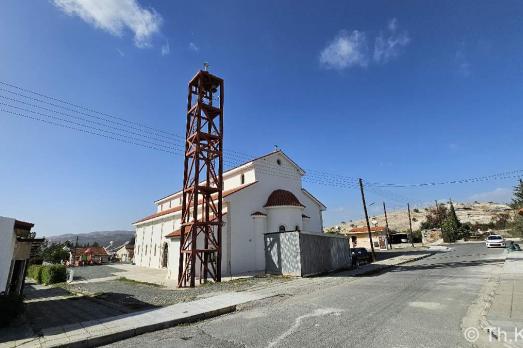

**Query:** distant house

left=70, top=247, right=109, bottom=265
left=115, top=245, right=134, bottom=263
left=0, top=217, right=43, bottom=295
left=344, top=226, right=389, bottom=250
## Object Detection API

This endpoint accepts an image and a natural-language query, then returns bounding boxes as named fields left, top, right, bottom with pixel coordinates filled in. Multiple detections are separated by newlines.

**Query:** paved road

left=106, top=244, right=505, bottom=348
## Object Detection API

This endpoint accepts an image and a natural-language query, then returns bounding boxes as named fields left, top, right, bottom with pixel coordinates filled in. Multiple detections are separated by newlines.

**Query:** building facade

left=344, top=226, right=389, bottom=250
left=0, top=217, right=42, bottom=295
left=133, top=150, right=326, bottom=280
left=115, top=245, right=134, bottom=263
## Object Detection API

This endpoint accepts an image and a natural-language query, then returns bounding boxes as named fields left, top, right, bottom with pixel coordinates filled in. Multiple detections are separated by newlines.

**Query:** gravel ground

left=65, top=276, right=291, bottom=307
left=70, top=264, right=126, bottom=280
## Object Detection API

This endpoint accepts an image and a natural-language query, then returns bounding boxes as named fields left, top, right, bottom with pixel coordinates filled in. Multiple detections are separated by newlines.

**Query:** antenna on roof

left=203, top=62, right=209, bottom=71
left=273, top=145, right=279, bottom=151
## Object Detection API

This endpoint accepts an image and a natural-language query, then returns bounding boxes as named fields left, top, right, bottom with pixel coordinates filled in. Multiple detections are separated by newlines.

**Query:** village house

left=133, top=150, right=327, bottom=280
left=0, top=216, right=43, bottom=295
left=70, top=247, right=110, bottom=265
left=344, top=226, right=389, bottom=250
left=115, top=244, right=134, bottom=263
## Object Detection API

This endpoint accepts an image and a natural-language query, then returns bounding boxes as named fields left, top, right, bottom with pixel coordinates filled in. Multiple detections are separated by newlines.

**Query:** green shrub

left=0, top=294, right=24, bottom=327
left=40, top=265, right=67, bottom=285
left=27, top=265, right=43, bottom=283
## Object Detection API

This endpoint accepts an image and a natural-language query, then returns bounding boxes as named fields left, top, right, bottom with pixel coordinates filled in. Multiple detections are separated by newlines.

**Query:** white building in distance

left=133, top=150, right=326, bottom=280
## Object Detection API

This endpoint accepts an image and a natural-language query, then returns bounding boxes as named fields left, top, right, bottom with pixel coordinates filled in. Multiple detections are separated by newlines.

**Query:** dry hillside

left=329, top=202, right=513, bottom=233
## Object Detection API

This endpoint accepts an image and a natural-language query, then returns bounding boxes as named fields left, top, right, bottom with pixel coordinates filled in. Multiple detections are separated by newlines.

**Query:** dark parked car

left=351, top=248, right=372, bottom=266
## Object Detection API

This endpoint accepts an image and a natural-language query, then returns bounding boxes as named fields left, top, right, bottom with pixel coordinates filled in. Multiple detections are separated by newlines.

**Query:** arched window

left=241, top=174, right=245, bottom=185
left=276, top=159, right=281, bottom=166
left=279, top=225, right=286, bottom=232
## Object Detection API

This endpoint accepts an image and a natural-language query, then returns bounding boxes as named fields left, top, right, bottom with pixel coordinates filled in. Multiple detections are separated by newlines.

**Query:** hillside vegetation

left=330, top=201, right=513, bottom=233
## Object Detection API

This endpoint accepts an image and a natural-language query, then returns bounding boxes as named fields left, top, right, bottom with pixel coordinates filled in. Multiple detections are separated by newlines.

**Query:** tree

left=442, top=216, right=459, bottom=243
left=420, top=204, right=449, bottom=230
left=441, top=201, right=462, bottom=242
left=511, top=180, right=523, bottom=237
left=511, top=179, right=523, bottom=209
left=41, top=243, right=69, bottom=264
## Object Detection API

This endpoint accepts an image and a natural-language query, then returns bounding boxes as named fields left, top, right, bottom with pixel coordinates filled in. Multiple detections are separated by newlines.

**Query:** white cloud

left=373, top=18, right=410, bottom=64
left=188, top=42, right=199, bottom=52
left=319, top=30, right=368, bottom=70
left=53, top=0, right=163, bottom=48
left=388, top=18, right=398, bottom=31
left=469, top=188, right=513, bottom=203
left=161, top=41, right=170, bottom=56
left=320, top=19, right=410, bottom=70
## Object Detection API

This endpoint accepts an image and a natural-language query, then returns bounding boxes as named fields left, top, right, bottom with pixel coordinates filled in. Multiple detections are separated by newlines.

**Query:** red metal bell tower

left=178, top=69, right=224, bottom=288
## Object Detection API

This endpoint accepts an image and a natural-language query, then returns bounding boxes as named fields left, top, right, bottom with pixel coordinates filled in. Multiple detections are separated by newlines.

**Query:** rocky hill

left=329, top=202, right=513, bottom=233
left=45, top=230, right=134, bottom=247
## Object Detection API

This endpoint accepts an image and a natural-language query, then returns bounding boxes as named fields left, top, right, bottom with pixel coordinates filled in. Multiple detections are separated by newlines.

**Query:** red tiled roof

left=73, top=247, right=108, bottom=256
left=348, top=226, right=385, bottom=233
left=264, top=189, right=304, bottom=208
left=134, top=182, right=256, bottom=224
left=251, top=211, right=267, bottom=216
left=165, top=229, right=181, bottom=238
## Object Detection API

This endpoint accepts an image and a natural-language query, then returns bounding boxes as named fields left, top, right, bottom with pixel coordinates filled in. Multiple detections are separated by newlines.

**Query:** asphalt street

left=105, top=243, right=505, bottom=348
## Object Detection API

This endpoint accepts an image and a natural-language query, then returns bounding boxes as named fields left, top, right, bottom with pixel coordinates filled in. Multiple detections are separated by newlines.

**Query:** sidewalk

left=0, top=251, right=433, bottom=348
left=482, top=251, right=523, bottom=346
left=0, top=292, right=266, bottom=348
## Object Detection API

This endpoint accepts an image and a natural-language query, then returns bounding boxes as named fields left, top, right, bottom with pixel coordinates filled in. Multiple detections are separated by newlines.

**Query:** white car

left=486, top=235, right=506, bottom=248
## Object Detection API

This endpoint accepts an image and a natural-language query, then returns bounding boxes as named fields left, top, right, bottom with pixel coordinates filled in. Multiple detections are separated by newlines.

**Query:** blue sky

left=1, top=0, right=523, bottom=236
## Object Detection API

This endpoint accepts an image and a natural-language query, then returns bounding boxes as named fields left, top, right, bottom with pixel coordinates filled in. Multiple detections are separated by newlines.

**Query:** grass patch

left=117, top=277, right=164, bottom=288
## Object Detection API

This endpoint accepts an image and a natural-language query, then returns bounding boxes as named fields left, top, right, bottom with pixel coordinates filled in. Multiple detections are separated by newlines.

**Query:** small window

left=276, top=159, right=281, bottom=166
left=241, top=174, right=245, bottom=185
left=154, top=245, right=157, bottom=256
left=279, top=225, right=286, bottom=232
left=295, top=225, right=300, bottom=231
left=145, top=245, right=148, bottom=255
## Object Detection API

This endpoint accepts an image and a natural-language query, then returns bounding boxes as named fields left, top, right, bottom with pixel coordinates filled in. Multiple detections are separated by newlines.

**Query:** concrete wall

left=265, top=231, right=351, bottom=277
left=0, top=217, right=16, bottom=293
left=264, top=232, right=302, bottom=276
left=299, top=233, right=352, bottom=276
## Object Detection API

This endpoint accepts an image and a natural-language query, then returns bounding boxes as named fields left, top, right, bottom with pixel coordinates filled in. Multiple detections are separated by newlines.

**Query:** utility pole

left=359, top=178, right=376, bottom=261
left=383, top=202, right=392, bottom=249
left=407, top=203, right=415, bottom=247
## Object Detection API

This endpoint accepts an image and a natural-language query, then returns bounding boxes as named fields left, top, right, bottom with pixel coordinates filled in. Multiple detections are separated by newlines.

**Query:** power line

left=1, top=80, right=521, bottom=192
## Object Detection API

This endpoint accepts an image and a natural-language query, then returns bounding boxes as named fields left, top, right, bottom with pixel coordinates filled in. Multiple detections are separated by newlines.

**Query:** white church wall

left=134, top=151, right=326, bottom=279
left=267, top=206, right=303, bottom=233
left=299, top=192, right=324, bottom=233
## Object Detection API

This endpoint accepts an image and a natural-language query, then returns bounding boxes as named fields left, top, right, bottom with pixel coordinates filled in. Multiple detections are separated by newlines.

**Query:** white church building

left=133, top=150, right=326, bottom=280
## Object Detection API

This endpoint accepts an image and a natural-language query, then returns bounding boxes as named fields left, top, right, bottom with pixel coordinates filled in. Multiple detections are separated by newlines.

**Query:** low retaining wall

left=264, top=231, right=352, bottom=276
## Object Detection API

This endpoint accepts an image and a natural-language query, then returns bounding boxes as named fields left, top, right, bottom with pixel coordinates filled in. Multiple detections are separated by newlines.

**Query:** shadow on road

left=0, top=286, right=158, bottom=344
